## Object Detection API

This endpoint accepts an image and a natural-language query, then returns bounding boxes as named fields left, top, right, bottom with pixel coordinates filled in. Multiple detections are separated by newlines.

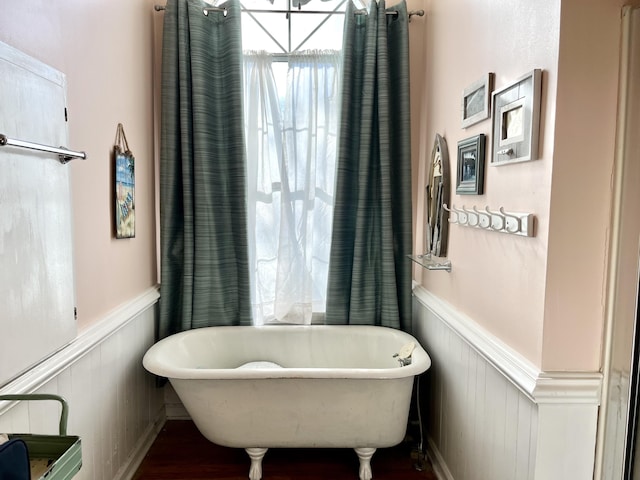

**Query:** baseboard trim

left=116, top=408, right=166, bottom=480
left=0, top=286, right=160, bottom=400
left=426, top=436, right=454, bottom=480
left=412, top=285, right=602, bottom=405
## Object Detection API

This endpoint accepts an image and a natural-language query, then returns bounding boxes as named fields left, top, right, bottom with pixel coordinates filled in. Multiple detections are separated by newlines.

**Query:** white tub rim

left=143, top=324, right=431, bottom=380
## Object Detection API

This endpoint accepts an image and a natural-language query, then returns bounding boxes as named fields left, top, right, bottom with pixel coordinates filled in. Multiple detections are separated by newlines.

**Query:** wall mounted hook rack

left=443, top=203, right=535, bottom=237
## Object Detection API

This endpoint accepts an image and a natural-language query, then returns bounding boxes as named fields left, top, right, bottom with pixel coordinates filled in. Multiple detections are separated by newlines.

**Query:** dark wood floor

left=133, top=420, right=437, bottom=480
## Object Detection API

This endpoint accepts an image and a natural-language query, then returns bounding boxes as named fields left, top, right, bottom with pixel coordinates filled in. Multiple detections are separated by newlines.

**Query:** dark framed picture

left=461, top=73, right=493, bottom=128
left=491, top=69, right=542, bottom=165
left=456, top=134, right=486, bottom=195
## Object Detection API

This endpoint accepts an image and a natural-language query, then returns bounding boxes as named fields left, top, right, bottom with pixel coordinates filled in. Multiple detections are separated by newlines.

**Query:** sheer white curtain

left=243, top=50, right=341, bottom=325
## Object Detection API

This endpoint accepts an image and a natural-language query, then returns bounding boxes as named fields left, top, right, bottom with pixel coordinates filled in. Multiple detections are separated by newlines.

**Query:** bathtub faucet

left=393, top=354, right=412, bottom=367
left=393, top=341, right=416, bottom=367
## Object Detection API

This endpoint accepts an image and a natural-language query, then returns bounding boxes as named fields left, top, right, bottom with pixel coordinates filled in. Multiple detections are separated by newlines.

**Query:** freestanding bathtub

left=143, top=325, right=431, bottom=480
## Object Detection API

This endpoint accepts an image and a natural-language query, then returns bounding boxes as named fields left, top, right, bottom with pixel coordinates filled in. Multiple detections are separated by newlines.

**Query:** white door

left=0, top=41, right=76, bottom=386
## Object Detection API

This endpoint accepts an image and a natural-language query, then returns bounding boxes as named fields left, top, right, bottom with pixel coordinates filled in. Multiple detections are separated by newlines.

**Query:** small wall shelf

left=408, top=253, right=452, bottom=272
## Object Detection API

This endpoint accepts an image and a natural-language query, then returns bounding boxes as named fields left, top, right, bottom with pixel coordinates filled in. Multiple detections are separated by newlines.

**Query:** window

left=241, top=0, right=344, bottom=325
left=241, top=0, right=347, bottom=55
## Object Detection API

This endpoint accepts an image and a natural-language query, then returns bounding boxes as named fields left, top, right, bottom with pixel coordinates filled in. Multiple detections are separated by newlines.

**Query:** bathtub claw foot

left=245, top=447, right=268, bottom=480
left=354, top=447, right=376, bottom=480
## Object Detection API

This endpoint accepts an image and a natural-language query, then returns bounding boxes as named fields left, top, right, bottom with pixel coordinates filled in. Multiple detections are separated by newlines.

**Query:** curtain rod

left=153, top=4, right=424, bottom=19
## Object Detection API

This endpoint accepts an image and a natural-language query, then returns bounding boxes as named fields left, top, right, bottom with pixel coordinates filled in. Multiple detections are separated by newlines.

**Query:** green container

left=0, top=394, right=82, bottom=480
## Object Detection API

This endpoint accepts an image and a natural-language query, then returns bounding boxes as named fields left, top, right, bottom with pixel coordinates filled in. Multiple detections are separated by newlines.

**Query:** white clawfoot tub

left=143, top=325, right=431, bottom=480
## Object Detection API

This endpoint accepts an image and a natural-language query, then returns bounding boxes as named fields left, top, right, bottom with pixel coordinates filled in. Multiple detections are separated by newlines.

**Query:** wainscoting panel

left=412, top=286, right=601, bottom=480
left=0, top=288, right=164, bottom=480
left=413, top=293, right=538, bottom=480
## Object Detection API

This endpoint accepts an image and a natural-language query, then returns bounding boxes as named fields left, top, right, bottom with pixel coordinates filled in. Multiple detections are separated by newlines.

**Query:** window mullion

left=241, top=0, right=345, bottom=54
left=288, top=0, right=293, bottom=54
left=241, top=1, right=289, bottom=54
left=291, top=0, right=347, bottom=52
left=292, top=14, right=330, bottom=52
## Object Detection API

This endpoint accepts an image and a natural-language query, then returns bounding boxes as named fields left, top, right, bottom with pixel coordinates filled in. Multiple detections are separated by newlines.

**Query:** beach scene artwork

left=115, top=151, right=135, bottom=238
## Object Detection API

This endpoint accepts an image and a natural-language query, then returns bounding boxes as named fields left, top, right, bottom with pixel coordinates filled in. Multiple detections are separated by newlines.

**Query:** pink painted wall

left=0, top=0, right=158, bottom=331
left=542, top=0, right=635, bottom=370
left=1, top=0, right=636, bottom=372
left=413, top=0, right=639, bottom=371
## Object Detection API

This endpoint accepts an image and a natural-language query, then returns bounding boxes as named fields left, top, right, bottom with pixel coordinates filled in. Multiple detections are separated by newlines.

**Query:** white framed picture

left=491, top=69, right=542, bottom=165
left=461, top=73, right=493, bottom=128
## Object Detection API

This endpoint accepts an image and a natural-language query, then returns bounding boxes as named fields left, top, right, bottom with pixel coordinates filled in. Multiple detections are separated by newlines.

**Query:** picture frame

left=456, top=134, right=486, bottom=195
left=115, top=150, right=135, bottom=239
left=491, top=69, right=542, bottom=166
left=461, top=73, right=493, bottom=128
left=113, top=123, right=135, bottom=239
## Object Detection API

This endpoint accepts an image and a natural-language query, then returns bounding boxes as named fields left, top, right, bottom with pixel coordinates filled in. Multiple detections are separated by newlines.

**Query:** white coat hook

left=453, top=205, right=468, bottom=225
left=473, top=206, right=491, bottom=229
left=484, top=206, right=504, bottom=231
left=500, top=207, right=521, bottom=233
left=461, top=205, right=479, bottom=227
left=449, top=205, right=461, bottom=224
left=442, top=203, right=458, bottom=223
left=448, top=204, right=535, bottom=237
